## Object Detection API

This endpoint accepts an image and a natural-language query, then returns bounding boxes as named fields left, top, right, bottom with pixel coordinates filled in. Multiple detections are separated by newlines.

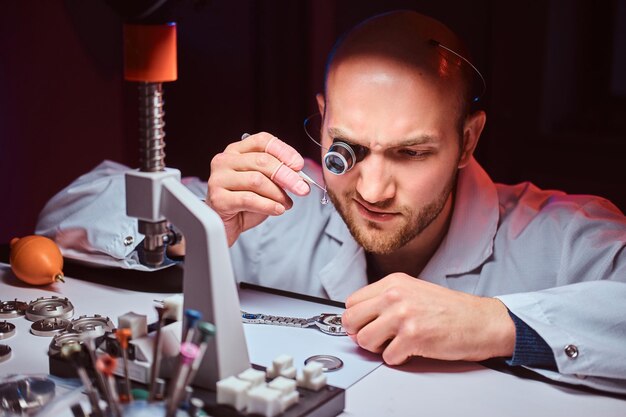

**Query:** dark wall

left=1, top=0, right=625, bottom=243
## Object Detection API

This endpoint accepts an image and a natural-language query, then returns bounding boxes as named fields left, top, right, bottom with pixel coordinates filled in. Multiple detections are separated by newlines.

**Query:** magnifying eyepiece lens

left=324, top=142, right=356, bottom=175
left=325, top=154, right=347, bottom=174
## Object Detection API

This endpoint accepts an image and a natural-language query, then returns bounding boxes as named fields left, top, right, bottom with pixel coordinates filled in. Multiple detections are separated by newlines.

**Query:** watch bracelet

left=242, top=311, right=319, bottom=328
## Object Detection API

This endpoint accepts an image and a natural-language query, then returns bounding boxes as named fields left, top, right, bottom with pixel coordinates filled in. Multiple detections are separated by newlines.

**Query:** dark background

left=1, top=0, right=625, bottom=243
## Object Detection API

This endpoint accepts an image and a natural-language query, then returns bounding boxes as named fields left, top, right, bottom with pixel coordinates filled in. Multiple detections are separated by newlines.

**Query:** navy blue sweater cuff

left=505, top=310, right=557, bottom=370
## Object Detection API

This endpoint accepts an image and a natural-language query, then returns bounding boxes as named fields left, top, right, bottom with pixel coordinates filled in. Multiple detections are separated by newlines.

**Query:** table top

left=1, top=262, right=625, bottom=417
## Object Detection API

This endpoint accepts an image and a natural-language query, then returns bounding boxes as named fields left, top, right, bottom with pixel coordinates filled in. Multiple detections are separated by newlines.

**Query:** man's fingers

left=213, top=190, right=287, bottom=218
left=342, top=296, right=382, bottom=336
left=381, top=335, right=413, bottom=366
left=265, top=137, right=305, bottom=169
left=345, top=278, right=393, bottom=308
left=221, top=137, right=310, bottom=196
left=346, top=274, right=416, bottom=308
left=238, top=132, right=305, bottom=170
left=272, top=164, right=310, bottom=195
left=210, top=168, right=294, bottom=210
left=354, top=317, right=395, bottom=354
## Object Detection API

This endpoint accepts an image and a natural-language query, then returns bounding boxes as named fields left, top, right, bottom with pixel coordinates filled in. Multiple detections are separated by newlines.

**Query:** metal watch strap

left=241, top=311, right=319, bottom=328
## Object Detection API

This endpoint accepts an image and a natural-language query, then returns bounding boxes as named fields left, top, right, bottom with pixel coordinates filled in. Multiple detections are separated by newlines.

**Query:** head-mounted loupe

left=324, top=142, right=356, bottom=175
left=304, top=115, right=365, bottom=176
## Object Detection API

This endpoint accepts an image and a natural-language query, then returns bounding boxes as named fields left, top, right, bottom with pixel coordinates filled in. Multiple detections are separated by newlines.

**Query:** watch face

left=316, top=314, right=346, bottom=336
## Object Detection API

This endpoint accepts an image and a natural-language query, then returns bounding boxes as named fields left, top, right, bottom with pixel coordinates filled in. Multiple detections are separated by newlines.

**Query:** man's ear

left=458, top=110, right=486, bottom=169
left=316, top=93, right=325, bottom=116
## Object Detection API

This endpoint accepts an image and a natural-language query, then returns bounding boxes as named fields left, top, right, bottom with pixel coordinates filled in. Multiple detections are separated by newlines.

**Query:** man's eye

left=352, top=144, right=369, bottom=161
left=399, top=149, right=428, bottom=159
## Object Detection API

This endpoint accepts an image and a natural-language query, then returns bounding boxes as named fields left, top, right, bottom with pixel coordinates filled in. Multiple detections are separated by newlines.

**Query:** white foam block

left=267, top=354, right=294, bottom=378
left=280, top=390, right=299, bottom=411
left=162, top=294, right=183, bottom=321
left=280, top=366, right=296, bottom=379
left=216, top=375, right=251, bottom=411
left=118, top=311, right=148, bottom=339
left=269, top=377, right=299, bottom=412
left=238, top=368, right=266, bottom=387
left=307, top=373, right=327, bottom=391
left=297, top=362, right=327, bottom=391
left=247, top=385, right=282, bottom=417
left=269, top=376, right=297, bottom=395
left=303, top=361, right=323, bottom=378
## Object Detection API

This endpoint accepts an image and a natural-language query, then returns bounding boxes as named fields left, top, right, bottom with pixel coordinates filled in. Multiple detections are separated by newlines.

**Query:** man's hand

left=207, top=132, right=310, bottom=246
left=342, top=273, right=515, bottom=365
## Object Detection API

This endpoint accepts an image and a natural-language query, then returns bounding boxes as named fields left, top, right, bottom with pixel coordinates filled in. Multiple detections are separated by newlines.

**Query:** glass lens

left=325, top=153, right=346, bottom=174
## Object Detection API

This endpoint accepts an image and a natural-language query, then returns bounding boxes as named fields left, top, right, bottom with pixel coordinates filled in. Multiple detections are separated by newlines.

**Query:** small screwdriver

left=183, top=309, right=202, bottom=344
left=166, top=342, right=200, bottom=417
left=115, top=328, right=133, bottom=402
left=148, top=305, right=168, bottom=402
left=96, top=355, right=123, bottom=417
left=184, top=321, right=216, bottom=387
left=61, top=343, right=103, bottom=417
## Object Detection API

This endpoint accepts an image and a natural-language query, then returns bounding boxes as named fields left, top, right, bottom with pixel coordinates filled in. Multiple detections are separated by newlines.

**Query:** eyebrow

left=327, top=127, right=439, bottom=147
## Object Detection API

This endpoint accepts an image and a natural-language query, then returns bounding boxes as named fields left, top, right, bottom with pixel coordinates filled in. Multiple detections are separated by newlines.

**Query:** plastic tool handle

left=124, top=23, right=177, bottom=82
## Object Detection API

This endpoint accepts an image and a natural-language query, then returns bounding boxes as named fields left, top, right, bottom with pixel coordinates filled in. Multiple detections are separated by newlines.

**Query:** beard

left=327, top=174, right=456, bottom=255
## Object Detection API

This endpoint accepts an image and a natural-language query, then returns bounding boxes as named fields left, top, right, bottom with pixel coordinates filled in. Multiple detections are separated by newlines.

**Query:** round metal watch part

left=31, top=318, right=71, bottom=337
left=7, top=377, right=57, bottom=413
left=0, top=321, right=16, bottom=340
left=25, top=296, right=74, bottom=322
left=0, top=344, right=11, bottom=363
left=0, top=299, right=28, bottom=319
left=304, top=354, right=344, bottom=372
left=69, top=315, right=115, bottom=338
left=315, top=313, right=346, bottom=335
left=48, top=331, right=83, bottom=357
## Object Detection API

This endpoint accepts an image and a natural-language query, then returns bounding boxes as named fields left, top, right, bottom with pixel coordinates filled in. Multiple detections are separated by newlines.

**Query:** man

left=204, top=11, right=626, bottom=392
left=36, top=11, right=625, bottom=392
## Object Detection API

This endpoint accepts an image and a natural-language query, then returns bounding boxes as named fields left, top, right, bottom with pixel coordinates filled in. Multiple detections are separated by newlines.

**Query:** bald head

left=324, top=11, right=475, bottom=120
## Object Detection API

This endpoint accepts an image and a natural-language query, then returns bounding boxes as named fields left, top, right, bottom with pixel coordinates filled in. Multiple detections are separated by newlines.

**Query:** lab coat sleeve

left=496, top=198, right=626, bottom=394
left=35, top=160, right=207, bottom=270
left=497, top=281, right=626, bottom=393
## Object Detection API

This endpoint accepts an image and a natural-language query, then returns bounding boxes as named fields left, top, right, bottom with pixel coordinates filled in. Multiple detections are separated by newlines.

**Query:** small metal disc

left=0, top=321, right=16, bottom=340
left=0, top=376, right=56, bottom=414
left=0, top=344, right=11, bottom=363
left=31, top=318, right=71, bottom=337
left=70, top=314, right=115, bottom=338
left=23, top=377, right=57, bottom=407
left=25, top=296, right=74, bottom=322
left=0, top=299, right=28, bottom=319
left=304, top=354, right=344, bottom=372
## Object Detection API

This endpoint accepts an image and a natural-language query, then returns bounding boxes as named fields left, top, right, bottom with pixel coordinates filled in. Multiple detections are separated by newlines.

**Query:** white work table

left=1, top=263, right=625, bottom=417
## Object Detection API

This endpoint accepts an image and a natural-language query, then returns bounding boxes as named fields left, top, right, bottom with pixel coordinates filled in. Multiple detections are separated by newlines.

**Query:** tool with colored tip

left=81, top=333, right=116, bottom=414
left=9, top=235, right=65, bottom=286
left=166, top=342, right=200, bottom=417
left=115, top=328, right=133, bottom=402
left=185, top=321, right=216, bottom=387
left=183, top=308, right=202, bottom=343
left=148, top=305, right=167, bottom=402
left=96, top=355, right=123, bottom=417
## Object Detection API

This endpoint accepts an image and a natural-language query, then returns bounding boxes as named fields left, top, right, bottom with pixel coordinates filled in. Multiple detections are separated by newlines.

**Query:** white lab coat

left=36, top=158, right=626, bottom=393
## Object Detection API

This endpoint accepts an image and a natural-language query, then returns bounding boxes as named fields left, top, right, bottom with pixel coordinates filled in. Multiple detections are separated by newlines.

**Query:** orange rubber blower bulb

left=9, top=235, right=65, bottom=285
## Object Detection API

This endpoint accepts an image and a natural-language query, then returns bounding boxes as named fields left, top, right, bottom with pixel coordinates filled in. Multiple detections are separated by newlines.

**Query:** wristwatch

left=241, top=311, right=346, bottom=336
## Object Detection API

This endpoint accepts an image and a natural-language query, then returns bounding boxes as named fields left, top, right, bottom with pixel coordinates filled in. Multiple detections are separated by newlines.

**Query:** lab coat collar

left=421, top=157, right=499, bottom=284
left=318, top=206, right=368, bottom=302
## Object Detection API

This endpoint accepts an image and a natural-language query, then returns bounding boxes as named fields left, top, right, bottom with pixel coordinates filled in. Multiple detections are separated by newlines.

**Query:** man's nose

left=355, top=155, right=395, bottom=204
